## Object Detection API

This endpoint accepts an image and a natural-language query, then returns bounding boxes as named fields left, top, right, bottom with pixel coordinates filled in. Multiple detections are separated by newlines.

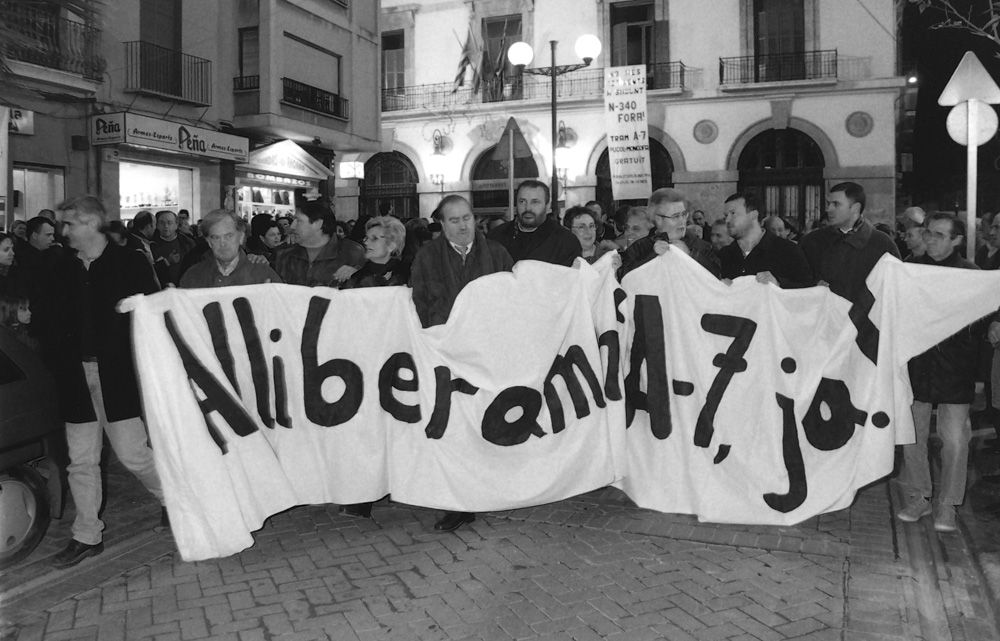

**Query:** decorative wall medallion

left=846, top=111, right=874, bottom=138
left=693, top=119, right=718, bottom=144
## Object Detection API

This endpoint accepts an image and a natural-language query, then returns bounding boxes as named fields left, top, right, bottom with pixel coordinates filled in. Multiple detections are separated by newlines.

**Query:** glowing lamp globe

left=574, top=34, right=601, bottom=64
left=507, top=41, right=534, bottom=67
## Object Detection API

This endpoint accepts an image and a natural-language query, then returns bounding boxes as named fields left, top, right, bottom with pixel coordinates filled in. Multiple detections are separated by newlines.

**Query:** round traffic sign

left=946, top=99, right=999, bottom=146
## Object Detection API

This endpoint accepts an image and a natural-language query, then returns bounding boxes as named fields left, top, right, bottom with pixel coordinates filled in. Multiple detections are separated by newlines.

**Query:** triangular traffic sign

left=491, top=117, right=533, bottom=160
left=938, top=51, right=1000, bottom=106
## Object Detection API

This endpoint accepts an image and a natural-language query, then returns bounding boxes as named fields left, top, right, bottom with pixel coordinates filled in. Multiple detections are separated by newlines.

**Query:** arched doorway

left=595, top=139, right=673, bottom=217
left=360, top=152, right=419, bottom=219
left=738, top=128, right=825, bottom=232
left=471, top=144, right=539, bottom=216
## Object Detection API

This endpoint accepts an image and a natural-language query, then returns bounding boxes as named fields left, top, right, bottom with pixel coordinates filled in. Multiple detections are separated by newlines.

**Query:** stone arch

left=360, top=150, right=420, bottom=219
left=725, top=117, right=839, bottom=172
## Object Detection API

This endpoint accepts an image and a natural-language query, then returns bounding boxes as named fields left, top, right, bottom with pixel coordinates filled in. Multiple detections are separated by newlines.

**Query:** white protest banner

left=617, top=251, right=1000, bottom=525
left=128, top=261, right=624, bottom=561
left=604, top=65, right=652, bottom=200
left=126, top=252, right=1000, bottom=560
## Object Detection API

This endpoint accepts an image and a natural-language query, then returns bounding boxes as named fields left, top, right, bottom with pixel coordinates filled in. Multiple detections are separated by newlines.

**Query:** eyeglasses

left=571, top=223, right=597, bottom=231
left=655, top=211, right=688, bottom=221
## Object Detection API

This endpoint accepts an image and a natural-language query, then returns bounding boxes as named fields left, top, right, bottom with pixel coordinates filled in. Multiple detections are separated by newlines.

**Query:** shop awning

left=237, top=140, right=335, bottom=181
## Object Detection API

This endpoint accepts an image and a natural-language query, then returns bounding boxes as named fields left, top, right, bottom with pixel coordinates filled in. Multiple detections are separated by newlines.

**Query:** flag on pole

left=452, top=23, right=482, bottom=94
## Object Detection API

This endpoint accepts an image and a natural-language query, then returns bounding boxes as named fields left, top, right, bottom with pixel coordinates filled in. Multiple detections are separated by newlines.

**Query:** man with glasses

left=898, top=213, right=982, bottom=533
left=487, top=179, right=580, bottom=267
left=179, top=210, right=282, bottom=288
left=619, top=188, right=720, bottom=279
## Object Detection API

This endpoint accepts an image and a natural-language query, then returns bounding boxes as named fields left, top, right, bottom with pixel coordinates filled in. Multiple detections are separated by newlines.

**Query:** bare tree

left=907, top=0, right=1000, bottom=53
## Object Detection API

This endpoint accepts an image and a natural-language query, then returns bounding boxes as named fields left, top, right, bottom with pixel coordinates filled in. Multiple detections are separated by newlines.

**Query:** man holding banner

left=800, top=182, right=899, bottom=303
left=898, top=213, right=982, bottom=532
left=487, top=180, right=580, bottom=267
left=619, top=187, right=720, bottom=279
left=409, top=194, right=513, bottom=530
left=718, top=192, right=813, bottom=289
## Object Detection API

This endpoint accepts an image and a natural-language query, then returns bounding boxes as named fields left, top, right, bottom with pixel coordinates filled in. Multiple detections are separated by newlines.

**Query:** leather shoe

left=340, top=503, right=372, bottom=519
left=52, top=539, right=104, bottom=569
left=433, top=511, right=475, bottom=532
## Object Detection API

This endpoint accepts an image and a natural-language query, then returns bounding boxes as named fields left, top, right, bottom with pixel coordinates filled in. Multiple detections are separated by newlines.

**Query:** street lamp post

left=508, top=35, right=601, bottom=220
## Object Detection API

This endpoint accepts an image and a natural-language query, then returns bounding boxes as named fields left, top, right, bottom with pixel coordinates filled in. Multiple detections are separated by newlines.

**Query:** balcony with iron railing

left=381, top=61, right=689, bottom=113
left=123, top=41, right=212, bottom=106
left=281, top=77, right=349, bottom=120
left=719, top=50, right=838, bottom=86
left=4, top=8, right=102, bottom=80
left=233, top=75, right=260, bottom=91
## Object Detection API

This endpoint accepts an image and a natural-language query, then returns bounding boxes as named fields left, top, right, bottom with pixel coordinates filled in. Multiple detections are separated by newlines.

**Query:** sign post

left=938, top=51, right=1000, bottom=258
left=492, top=118, right=532, bottom=220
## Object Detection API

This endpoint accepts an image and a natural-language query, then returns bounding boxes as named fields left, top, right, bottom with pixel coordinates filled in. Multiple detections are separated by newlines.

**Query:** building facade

left=2, top=0, right=380, bottom=226
left=357, top=0, right=904, bottom=230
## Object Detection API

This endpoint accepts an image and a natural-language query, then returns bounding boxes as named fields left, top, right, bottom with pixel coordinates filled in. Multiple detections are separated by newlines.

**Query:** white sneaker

left=934, top=504, right=958, bottom=533
left=896, top=496, right=932, bottom=522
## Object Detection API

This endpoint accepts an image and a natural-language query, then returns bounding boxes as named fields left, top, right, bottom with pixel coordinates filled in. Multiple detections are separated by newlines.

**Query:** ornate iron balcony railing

left=4, top=8, right=103, bottom=80
left=123, top=41, right=212, bottom=105
left=281, top=77, right=349, bottom=120
left=719, top=50, right=837, bottom=85
left=381, top=61, right=689, bottom=112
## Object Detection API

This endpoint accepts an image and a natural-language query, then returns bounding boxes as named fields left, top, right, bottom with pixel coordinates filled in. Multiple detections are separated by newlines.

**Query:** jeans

left=900, top=401, right=971, bottom=506
left=65, top=361, right=164, bottom=545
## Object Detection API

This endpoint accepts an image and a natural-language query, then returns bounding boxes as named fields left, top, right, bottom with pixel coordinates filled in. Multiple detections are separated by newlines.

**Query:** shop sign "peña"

left=90, top=112, right=249, bottom=162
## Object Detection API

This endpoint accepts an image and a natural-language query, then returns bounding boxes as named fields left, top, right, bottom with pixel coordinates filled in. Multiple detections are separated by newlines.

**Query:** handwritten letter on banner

left=603, top=65, right=652, bottom=201
left=125, top=254, right=1000, bottom=560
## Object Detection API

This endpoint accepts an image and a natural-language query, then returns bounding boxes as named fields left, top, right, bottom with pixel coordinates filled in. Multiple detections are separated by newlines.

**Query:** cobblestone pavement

left=0, top=455, right=997, bottom=641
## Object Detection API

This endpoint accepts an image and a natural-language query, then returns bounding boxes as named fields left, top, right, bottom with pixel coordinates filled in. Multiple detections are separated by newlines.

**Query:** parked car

left=0, top=326, right=62, bottom=569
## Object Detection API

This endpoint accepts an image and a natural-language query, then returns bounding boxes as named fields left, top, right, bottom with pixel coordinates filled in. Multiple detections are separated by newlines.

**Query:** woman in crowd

left=338, top=215, right=407, bottom=519
left=246, top=215, right=283, bottom=262
left=563, top=206, right=619, bottom=265
left=341, top=215, right=408, bottom=290
left=0, top=232, right=18, bottom=296
left=0, top=294, right=36, bottom=350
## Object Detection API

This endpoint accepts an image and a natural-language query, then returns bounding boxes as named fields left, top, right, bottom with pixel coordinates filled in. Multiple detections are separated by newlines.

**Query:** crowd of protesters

left=1, top=179, right=996, bottom=566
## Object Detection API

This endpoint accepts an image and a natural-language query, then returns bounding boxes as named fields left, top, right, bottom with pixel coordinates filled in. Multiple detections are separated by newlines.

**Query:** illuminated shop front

left=235, top=140, right=334, bottom=220
left=89, top=112, right=249, bottom=221
left=119, top=161, right=193, bottom=220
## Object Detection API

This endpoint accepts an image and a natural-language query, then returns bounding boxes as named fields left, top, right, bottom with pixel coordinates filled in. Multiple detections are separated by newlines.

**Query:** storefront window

left=120, top=161, right=193, bottom=221
left=11, top=165, right=64, bottom=222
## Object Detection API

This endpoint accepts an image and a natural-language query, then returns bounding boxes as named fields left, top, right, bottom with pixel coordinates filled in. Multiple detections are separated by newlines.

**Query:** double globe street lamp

left=507, top=34, right=602, bottom=219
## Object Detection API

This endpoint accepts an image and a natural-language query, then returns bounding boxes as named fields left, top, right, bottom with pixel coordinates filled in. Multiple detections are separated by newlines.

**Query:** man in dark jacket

left=619, top=188, right=720, bottom=279
left=898, top=213, right=981, bottom=533
left=48, top=195, right=166, bottom=568
left=718, top=192, right=813, bottom=288
left=487, top=179, right=580, bottom=267
left=409, top=195, right=513, bottom=530
left=151, top=210, right=196, bottom=287
left=273, top=201, right=365, bottom=287
left=799, top=182, right=900, bottom=304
